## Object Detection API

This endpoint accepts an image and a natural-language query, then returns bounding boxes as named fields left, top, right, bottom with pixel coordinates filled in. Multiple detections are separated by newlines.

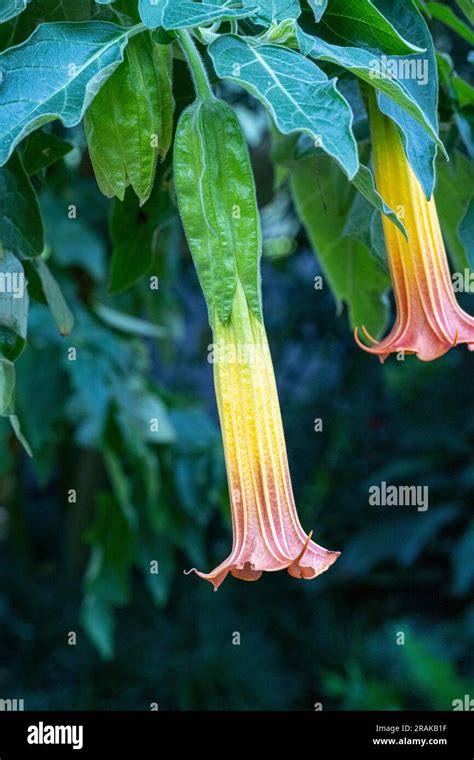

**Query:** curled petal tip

left=361, top=325, right=379, bottom=344
left=294, top=530, right=314, bottom=565
left=354, top=325, right=383, bottom=356
left=353, top=326, right=367, bottom=351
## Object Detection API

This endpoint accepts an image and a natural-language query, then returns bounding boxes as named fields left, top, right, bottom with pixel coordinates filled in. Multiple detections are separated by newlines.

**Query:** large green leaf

left=138, top=0, right=257, bottom=29
left=297, top=29, right=442, bottom=150
left=271, top=126, right=405, bottom=234
left=0, top=0, right=28, bottom=23
left=425, top=2, right=474, bottom=45
left=290, top=155, right=390, bottom=337
left=316, top=0, right=423, bottom=54
left=209, top=34, right=359, bottom=179
left=0, top=21, right=138, bottom=166
left=0, top=151, right=44, bottom=257
left=374, top=0, right=442, bottom=199
left=0, top=250, right=29, bottom=361
left=244, top=0, right=301, bottom=23
left=85, top=33, right=174, bottom=205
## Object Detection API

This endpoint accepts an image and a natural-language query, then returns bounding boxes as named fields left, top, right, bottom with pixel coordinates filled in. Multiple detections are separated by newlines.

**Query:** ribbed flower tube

left=186, top=281, right=340, bottom=590
left=355, top=97, right=474, bottom=362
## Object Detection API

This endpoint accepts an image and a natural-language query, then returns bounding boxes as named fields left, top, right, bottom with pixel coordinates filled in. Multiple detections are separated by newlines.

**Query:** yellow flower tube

left=186, top=280, right=340, bottom=590
left=355, top=96, right=474, bottom=361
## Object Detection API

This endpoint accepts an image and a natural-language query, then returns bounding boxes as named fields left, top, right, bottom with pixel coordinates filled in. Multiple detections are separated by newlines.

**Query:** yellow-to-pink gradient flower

left=355, top=97, right=474, bottom=362
left=186, top=281, right=340, bottom=590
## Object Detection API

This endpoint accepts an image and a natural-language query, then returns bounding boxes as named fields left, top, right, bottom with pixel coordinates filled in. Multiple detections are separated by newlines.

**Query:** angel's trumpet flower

left=186, top=281, right=340, bottom=590
left=355, top=98, right=474, bottom=362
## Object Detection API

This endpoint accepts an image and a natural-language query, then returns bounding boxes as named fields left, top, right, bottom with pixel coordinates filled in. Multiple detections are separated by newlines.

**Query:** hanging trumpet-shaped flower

left=355, top=96, right=474, bottom=362
left=173, top=36, right=339, bottom=590
left=186, top=281, right=340, bottom=590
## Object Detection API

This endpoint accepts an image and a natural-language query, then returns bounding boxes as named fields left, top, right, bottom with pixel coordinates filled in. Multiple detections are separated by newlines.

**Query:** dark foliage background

left=0, top=1, right=473, bottom=710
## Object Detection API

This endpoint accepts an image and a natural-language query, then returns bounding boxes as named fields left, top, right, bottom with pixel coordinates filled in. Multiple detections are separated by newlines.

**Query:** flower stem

left=176, top=29, right=214, bottom=101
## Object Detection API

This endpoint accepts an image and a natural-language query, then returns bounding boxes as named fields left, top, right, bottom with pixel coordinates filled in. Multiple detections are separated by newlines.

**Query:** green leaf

left=455, top=111, right=474, bottom=158
left=40, top=190, right=107, bottom=282
left=290, top=155, right=390, bottom=337
left=308, top=0, right=328, bottom=22
left=436, top=153, right=474, bottom=271
left=85, top=33, right=174, bottom=205
left=103, top=446, right=137, bottom=525
left=138, top=0, right=257, bottom=29
left=352, top=163, right=406, bottom=237
left=343, top=505, right=457, bottom=572
left=436, top=50, right=453, bottom=90
left=317, top=0, right=424, bottom=54
left=30, top=257, right=74, bottom=335
left=0, top=151, right=44, bottom=257
left=109, top=179, right=173, bottom=294
left=455, top=0, right=474, bottom=24
left=140, top=535, right=175, bottom=608
left=209, top=34, right=359, bottom=179
left=94, top=303, right=167, bottom=339
left=81, top=487, right=137, bottom=659
left=81, top=593, right=114, bottom=661
left=21, top=130, right=73, bottom=175
left=0, top=1, right=94, bottom=53
left=10, top=0, right=93, bottom=27
left=0, top=1, right=28, bottom=23
left=375, top=0, right=442, bottom=199
left=244, top=0, right=301, bottom=23
left=425, top=2, right=474, bottom=45
left=0, top=21, right=138, bottom=166
left=452, top=73, right=474, bottom=108
left=133, top=392, right=175, bottom=443
left=9, top=412, right=32, bottom=456
left=0, top=251, right=29, bottom=361
left=297, top=28, right=442, bottom=151
left=343, top=190, right=388, bottom=268
left=458, top=197, right=474, bottom=270
left=436, top=51, right=474, bottom=107
left=0, top=356, right=15, bottom=415
left=174, top=97, right=262, bottom=324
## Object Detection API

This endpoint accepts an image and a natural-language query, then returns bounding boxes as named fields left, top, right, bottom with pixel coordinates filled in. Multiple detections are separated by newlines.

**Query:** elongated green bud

left=173, top=97, right=262, bottom=325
